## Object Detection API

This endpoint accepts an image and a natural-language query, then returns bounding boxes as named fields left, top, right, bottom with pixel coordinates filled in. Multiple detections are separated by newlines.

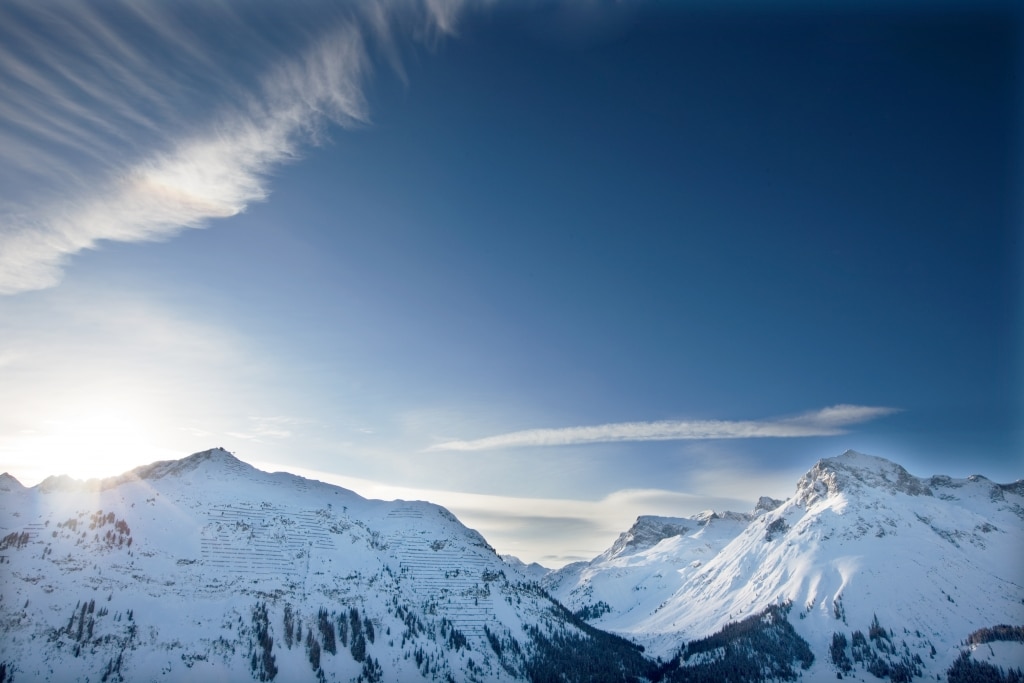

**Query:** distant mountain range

left=1, top=448, right=1021, bottom=682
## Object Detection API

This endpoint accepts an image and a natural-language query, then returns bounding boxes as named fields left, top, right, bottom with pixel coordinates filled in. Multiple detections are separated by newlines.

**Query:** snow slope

left=2, top=448, right=1020, bottom=682
left=546, top=450, right=1024, bottom=679
left=543, top=510, right=760, bottom=633
left=0, top=449, right=648, bottom=683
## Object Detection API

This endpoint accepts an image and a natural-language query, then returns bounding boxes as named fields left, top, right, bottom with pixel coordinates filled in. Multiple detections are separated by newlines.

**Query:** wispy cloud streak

left=428, top=404, right=900, bottom=451
left=0, top=0, right=465, bottom=295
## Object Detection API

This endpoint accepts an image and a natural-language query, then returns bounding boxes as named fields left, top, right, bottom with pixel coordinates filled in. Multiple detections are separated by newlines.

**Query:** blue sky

left=0, top=0, right=1020, bottom=566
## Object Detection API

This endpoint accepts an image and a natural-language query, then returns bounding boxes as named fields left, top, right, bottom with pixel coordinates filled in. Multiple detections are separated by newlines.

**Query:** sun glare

left=2, top=399, right=167, bottom=485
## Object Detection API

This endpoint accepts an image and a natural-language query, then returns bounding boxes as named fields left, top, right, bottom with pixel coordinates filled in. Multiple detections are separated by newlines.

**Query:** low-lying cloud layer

left=429, top=404, right=900, bottom=451
left=255, top=460, right=787, bottom=567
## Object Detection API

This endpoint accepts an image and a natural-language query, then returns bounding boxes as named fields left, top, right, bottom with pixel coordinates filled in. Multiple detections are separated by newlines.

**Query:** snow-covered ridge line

left=1, top=447, right=1021, bottom=682
left=793, top=449, right=1023, bottom=506
left=21, top=447, right=271, bottom=493
left=545, top=449, right=1024, bottom=678
left=5, top=447, right=656, bottom=681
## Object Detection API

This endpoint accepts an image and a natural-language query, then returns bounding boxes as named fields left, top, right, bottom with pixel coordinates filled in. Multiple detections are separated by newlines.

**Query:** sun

left=0, top=397, right=168, bottom=485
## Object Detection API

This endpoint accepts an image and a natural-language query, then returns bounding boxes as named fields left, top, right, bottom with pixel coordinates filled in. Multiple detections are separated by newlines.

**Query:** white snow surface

left=499, top=555, right=550, bottom=582
left=2, top=447, right=1022, bottom=682
left=0, top=449, right=579, bottom=682
left=544, top=450, right=1024, bottom=676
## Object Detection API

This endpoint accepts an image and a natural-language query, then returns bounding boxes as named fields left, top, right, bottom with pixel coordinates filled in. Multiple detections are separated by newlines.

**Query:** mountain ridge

left=0, top=447, right=657, bottom=682
left=2, top=448, right=1021, bottom=682
left=545, top=449, right=1024, bottom=679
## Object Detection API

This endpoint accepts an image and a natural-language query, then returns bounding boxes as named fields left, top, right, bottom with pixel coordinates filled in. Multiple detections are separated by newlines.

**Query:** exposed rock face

left=753, top=496, right=784, bottom=515
left=794, top=449, right=933, bottom=506
left=605, top=516, right=694, bottom=558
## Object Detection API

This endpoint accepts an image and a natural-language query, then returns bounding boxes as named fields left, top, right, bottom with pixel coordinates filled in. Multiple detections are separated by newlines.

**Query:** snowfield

left=545, top=451, right=1024, bottom=677
left=0, top=449, right=647, bottom=682
left=1, top=448, right=1021, bottom=682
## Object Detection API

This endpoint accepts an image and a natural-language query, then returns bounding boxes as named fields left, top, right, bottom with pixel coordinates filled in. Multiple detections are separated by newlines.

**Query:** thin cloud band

left=428, top=404, right=900, bottom=451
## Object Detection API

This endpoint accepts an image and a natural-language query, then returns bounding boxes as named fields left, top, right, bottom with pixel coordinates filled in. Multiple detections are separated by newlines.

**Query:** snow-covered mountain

left=2, top=448, right=1021, bottom=682
left=545, top=450, right=1024, bottom=680
left=543, top=509, right=760, bottom=630
left=499, top=556, right=550, bottom=583
left=0, top=449, right=650, bottom=682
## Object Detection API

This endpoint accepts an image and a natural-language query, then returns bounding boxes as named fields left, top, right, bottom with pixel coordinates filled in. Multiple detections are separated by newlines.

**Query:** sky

left=0, top=0, right=1020, bottom=567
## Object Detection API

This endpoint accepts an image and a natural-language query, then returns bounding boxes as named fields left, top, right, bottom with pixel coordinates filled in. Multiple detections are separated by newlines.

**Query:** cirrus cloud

left=427, top=404, right=900, bottom=451
left=0, top=0, right=466, bottom=295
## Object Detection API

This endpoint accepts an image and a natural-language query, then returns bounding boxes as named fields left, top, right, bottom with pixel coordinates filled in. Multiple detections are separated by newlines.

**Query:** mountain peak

left=795, top=449, right=932, bottom=505
left=128, top=447, right=249, bottom=482
left=0, top=472, right=25, bottom=492
left=37, top=473, right=94, bottom=493
left=753, top=496, right=784, bottom=515
left=4, top=447, right=663, bottom=683
left=501, top=554, right=551, bottom=581
left=604, top=510, right=757, bottom=560
left=606, top=515, right=694, bottom=558
left=697, top=509, right=756, bottom=525
left=29, top=449, right=253, bottom=494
